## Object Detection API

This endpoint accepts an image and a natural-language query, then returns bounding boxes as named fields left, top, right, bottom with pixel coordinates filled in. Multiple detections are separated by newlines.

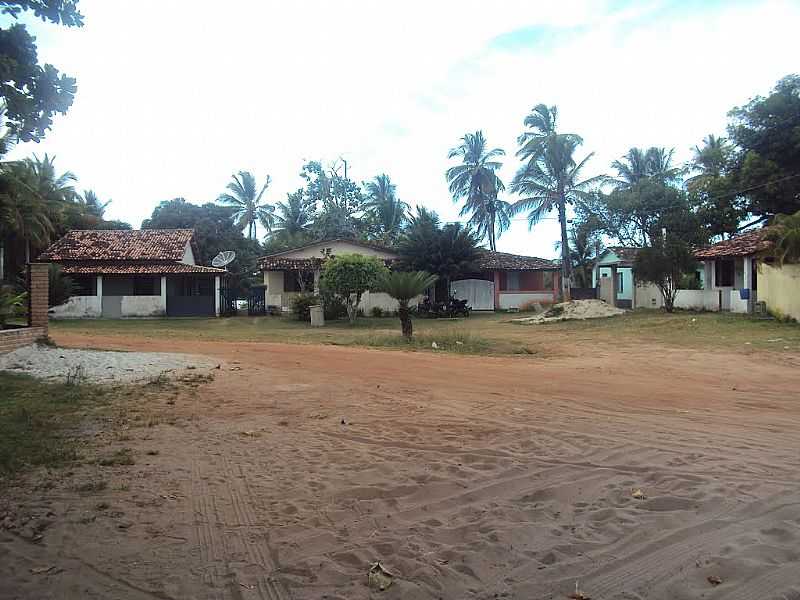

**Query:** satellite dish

left=212, top=250, right=236, bottom=269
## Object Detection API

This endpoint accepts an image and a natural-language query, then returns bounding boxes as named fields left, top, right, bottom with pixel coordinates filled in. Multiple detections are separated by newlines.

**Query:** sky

left=7, top=0, right=800, bottom=259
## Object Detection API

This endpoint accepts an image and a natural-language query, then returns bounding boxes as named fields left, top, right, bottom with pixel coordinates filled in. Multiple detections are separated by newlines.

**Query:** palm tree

left=611, top=147, right=682, bottom=188
left=446, top=131, right=507, bottom=251
left=764, top=210, right=800, bottom=265
left=80, top=189, right=111, bottom=218
left=270, top=189, right=314, bottom=238
left=378, top=270, right=438, bottom=338
left=217, top=171, right=274, bottom=240
left=687, top=135, right=733, bottom=188
left=365, top=174, right=409, bottom=243
left=510, top=134, right=600, bottom=299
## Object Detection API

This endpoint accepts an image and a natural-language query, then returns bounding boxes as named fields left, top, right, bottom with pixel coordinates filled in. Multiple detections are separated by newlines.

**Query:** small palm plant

left=378, top=271, right=438, bottom=339
left=764, top=210, right=800, bottom=265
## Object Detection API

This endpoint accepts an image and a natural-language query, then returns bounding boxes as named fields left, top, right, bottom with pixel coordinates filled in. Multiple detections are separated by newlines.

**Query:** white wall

left=358, top=291, right=423, bottom=314
left=120, top=296, right=165, bottom=317
left=498, top=292, right=554, bottom=309
left=50, top=295, right=102, bottom=318
left=275, top=241, right=397, bottom=260
left=635, top=283, right=721, bottom=311
left=182, top=242, right=196, bottom=265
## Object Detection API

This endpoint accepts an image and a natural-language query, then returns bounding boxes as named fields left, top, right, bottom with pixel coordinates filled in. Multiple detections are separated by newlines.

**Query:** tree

left=727, top=75, right=800, bottom=218
left=270, top=189, right=314, bottom=238
left=300, top=160, right=366, bottom=239
left=364, top=174, right=408, bottom=244
left=0, top=1, right=83, bottom=155
left=320, top=253, right=388, bottom=323
left=634, top=239, right=697, bottom=313
left=446, top=131, right=508, bottom=251
left=217, top=171, right=274, bottom=240
left=556, top=217, right=603, bottom=288
left=764, top=210, right=800, bottom=265
left=378, top=270, right=437, bottom=338
left=398, top=208, right=480, bottom=298
left=687, top=135, right=745, bottom=239
left=511, top=129, right=600, bottom=299
left=142, top=198, right=262, bottom=298
left=610, top=147, right=683, bottom=189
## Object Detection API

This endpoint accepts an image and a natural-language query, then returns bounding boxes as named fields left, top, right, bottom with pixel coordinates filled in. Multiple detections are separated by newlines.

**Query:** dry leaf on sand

left=631, top=488, right=647, bottom=499
left=368, top=562, right=395, bottom=591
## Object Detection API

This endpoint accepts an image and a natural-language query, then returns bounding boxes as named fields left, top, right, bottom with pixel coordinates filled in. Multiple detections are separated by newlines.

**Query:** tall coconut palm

left=510, top=134, right=601, bottom=299
left=764, top=210, right=800, bottom=265
left=687, top=135, right=733, bottom=187
left=365, top=174, right=409, bottom=243
left=217, top=171, right=274, bottom=240
left=269, top=189, right=314, bottom=239
left=378, top=270, right=438, bottom=338
left=446, top=131, right=507, bottom=251
left=611, top=147, right=682, bottom=188
left=80, top=189, right=111, bottom=218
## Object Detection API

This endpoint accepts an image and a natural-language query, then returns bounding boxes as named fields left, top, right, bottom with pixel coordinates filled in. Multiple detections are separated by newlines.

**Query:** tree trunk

left=398, top=302, right=412, bottom=339
left=489, top=209, right=496, bottom=252
left=557, top=194, right=571, bottom=302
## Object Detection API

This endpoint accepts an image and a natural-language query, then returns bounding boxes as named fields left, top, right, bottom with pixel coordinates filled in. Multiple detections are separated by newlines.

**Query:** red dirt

left=2, top=332, right=800, bottom=600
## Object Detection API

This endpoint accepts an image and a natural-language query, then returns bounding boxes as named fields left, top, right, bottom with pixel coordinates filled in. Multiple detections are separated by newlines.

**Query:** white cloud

left=8, top=0, right=800, bottom=258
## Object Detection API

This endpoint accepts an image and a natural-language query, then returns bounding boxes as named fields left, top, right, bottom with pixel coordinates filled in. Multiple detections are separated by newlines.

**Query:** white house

left=40, top=229, right=227, bottom=318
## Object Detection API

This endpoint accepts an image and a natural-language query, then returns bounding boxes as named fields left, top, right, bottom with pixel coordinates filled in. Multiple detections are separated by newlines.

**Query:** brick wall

left=28, top=263, right=49, bottom=332
left=0, top=326, right=47, bottom=354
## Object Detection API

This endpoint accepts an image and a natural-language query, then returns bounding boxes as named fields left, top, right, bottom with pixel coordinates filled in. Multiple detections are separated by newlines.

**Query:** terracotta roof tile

left=694, top=229, right=773, bottom=259
left=475, top=251, right=557, bottom=271
left=39, top=229, right=195, bottom=262
left=59, top=261, right=225, bottom=275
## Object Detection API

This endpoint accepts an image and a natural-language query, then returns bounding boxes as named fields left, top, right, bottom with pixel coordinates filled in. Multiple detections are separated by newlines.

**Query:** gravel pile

left=0, top=345, right=216, bottom=384
left=512, top=299, right=626, bottom=324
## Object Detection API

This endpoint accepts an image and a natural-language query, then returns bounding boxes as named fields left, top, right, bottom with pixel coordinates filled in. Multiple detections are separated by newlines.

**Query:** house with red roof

left=256, top=238, right=560, bottom=312
left=39, top=229, right=227, bottom=318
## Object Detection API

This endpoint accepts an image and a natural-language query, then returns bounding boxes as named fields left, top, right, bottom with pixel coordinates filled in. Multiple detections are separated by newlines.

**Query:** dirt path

left=3, top=332, right=800, bottom=599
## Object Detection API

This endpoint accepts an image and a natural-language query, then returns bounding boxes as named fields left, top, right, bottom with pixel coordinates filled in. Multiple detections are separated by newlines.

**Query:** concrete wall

left=595, top=266, right=633, bottom=301
left=635, top=284, right=721, bottom=311
left=120, top=296, right=165, bottom=317
left=276, top=241, right=397, bottom=260
left=498, top=292, right=555, bottom=309
left=50, top=295, right=102, bottom=318
left=182, top=242, right=196, bottom=265
left=0, top=326, right=47, bottom=354
left=758, top=262, right=800, bottom=320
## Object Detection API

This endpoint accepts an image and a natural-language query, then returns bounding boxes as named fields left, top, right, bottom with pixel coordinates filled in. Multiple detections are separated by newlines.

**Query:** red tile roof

left=694, top=229, right=773, bottom=259
left=59, top=262, right=225, bottom=275
left=39, top=229, right=195, bottom=262
left=475, top=251, right=557, bottom=271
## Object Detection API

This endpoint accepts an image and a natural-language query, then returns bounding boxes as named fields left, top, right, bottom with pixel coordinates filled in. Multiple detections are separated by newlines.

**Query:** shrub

left=320, top=289, right=348, bottom=321
left=370, top=307, right=384, bottom=318
left=291, top=293, right=321, bottom=321
left=49, top=264, right=74, bottom=307
left=0, top=285, right=27, bottom=327
left=320, top=254, right=388, bottom=323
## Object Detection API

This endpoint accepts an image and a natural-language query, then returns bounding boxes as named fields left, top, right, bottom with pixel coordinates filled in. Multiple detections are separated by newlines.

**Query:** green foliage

left=217, top=171, right=274, bottom=240
left=727, top=74, right=800, bottom=217
left=764, top=210, right=800, bottom=265
left=446, top=131, right=509, bottom=251
left=320, top=254, right=388, bottom=323
left=609, top=147, right=683, bottom=188
left=398, top=208, right=480, bottom=287
left=635, top=240, right=697, bottom=313
left=320, top=287, right=348, bottom=320
left=377, top=270, right=438, bottom=338
left=291, top=292, right=320, bottom=322
left=364, top=174, right=408, bottom=244
left=300, top=160, right=367, bottom=239
left=370, top=306, right=384, bottom=318
left=0, top=2, right=83, bottom=154
left=0, top=284, right=26, bottom=326
left=141, top=198, right=262, bottom=297
left=48, top=263, right=73, bottom=307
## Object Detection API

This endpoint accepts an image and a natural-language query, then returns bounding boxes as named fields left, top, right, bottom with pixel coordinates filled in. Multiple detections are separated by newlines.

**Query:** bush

left=49, top=264, right=74, bottom=307
left=320, top=254, right=388, bottom=323
left=370, top=307, right=384, bottom=318
left=0, top=285, right=27, bottom=327
left=291, top=293, right=320, bottom=321
left=320, top=289, right=348, bottom=321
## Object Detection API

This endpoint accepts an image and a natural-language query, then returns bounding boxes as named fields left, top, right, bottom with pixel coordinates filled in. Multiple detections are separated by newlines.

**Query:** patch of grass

left=74, top=479, right=108, bottom=494
left=97, top=448, right=134, bottom=467
left=0, top=372, right=109, bottom=476
left=360, top=330, right=491, bottom=354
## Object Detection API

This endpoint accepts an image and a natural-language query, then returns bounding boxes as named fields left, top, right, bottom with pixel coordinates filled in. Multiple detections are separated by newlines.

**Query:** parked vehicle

left=416, top=295, right=471, bottom=318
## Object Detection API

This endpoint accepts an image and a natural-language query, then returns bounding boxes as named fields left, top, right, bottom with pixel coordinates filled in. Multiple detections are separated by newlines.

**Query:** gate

left=218, top=281, right=237, bottom=316
left=248, top=287, right=266, bottom=316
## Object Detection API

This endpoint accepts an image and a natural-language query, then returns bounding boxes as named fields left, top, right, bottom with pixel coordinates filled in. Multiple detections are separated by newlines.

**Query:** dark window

left=72, top=275, right=96, bottom=296
left=133, top=277, right=160, bottom=296
left=196, top=277, right=212, bottom=296
left=542, top=271, right=554, bottom=289
left=284, top=270, right=313, bottom=292
left=715, top=259, right=734, bottom=287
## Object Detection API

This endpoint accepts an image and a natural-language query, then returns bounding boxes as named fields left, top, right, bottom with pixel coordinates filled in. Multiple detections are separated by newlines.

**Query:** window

left=133, top=277, right=160, bottom=296
left=617, top=272, right=624, bottom=293
left=72, top=275, right=96, bottom=296
left=715, top=259, right=734, bottom=287
left=542, top=271, right=554, bottom=289
left=284, top=270, right=313, bottom=292
left=506, top=271, right=520, bottom=291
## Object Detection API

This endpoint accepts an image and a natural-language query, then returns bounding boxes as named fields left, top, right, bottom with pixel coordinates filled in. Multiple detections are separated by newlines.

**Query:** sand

left=2, top=332, right=800, bottom=600
left=513, top=299, right=626, bottom=324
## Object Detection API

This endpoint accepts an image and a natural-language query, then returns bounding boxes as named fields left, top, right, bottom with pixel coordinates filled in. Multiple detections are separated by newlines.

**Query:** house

left=39, top=229, right=227, bottom=318
left=256, top=238, right=560, bottom=312
left=592, top=247, right=642, bottom=309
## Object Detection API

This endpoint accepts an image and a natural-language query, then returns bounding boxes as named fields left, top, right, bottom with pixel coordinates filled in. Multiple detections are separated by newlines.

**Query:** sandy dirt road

left=3, top=333, right=800, bottom=600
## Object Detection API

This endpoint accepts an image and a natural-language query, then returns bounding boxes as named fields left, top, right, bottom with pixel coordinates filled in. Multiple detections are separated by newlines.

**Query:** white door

left=451, top=279, right=495, bottom=310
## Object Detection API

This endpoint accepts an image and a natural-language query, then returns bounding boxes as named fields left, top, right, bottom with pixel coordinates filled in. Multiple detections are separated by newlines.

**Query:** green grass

left=49, top=309, right=800, bottom=357
left=0, top=372, right=110, bottom=476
